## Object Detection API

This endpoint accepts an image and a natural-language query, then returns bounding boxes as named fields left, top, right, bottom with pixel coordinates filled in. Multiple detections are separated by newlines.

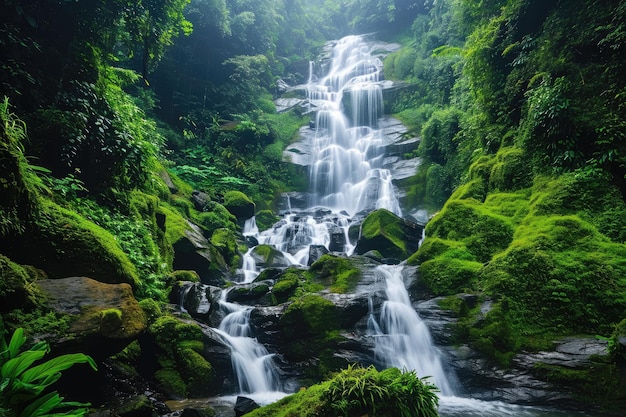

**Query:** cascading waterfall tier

left=368, top=264, right=457, bottom=396
left=307, top=35, right=401, bottom=217
left=215, top=291, right=282, bottom=395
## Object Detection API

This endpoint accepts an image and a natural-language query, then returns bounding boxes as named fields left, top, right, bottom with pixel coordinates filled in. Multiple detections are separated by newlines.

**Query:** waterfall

left=215, top=291, right=282, bottom=395
left=369, top=265, right=457, bottom=396
left=307, top=35, right=401, bottom=217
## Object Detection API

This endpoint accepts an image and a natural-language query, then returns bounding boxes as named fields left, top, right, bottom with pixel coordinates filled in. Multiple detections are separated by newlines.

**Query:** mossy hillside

left=309, top=254, right=361, bottom=294
left=482, top=214, right=626, bottom=335
left=529, top=172, right=626, bottom=243
left=425, top=199, right=514, bottom=263
left=16, top=199, right=139, bottom=287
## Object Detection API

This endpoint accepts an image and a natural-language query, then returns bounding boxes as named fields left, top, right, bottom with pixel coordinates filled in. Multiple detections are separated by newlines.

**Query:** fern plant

left=0, top=326, right=97, bottom=417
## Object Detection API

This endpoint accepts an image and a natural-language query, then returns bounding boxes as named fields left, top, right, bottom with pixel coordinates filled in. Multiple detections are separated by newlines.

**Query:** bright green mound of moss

left=246, top=366, right=439, bottom=417
left=482, top=214, right=626, bottom=335
left=192, top=201, right=237, bottom=235
left=18, top=200, right=139, bottom=287
left=426, top=199, right=514, bottom=263
left=211, top=228, right=240, bottom=269
left=356, top=208, right=420, bottom=260
left=309, top=254, right=361, bottom=294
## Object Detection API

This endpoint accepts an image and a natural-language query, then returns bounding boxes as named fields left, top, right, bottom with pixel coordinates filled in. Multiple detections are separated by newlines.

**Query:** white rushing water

left=368, top=264, right=457, bottom=396
left=307, top=35, right=402, bottom=217
left=214, top=291, right=283, bottom=399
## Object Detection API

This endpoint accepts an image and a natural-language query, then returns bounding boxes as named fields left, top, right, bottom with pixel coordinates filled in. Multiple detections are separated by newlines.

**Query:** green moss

left=179, top=347, right=214, bottom=396
left=481, top=215, right=626, bottom=335
left=170, top=269, right=200, bottom=283
left=488, top=147, right=533, bottom=191
left=158, top=203, right=192, bottom=246
left=483, top=191, right=531, bottom=222
left=419, top=258, right=483, bottom=296
left=426, top=200, right=514, bottom=262
left=211, top=228, right=240, bottom=269
left=255, top=209, right=279, bottom=232
left=27, top=199, right=139, bottom=287
left=138, top=298, right=163, bottom=324
left=309, top=254, right=361, bottom=294
left=0, top=255, right=38, bottom=310
left=222, top=190, right=255, bottom=220
left=448, top=178, right=487, bottom=201
left=407, top=237, right=472, bottom=265
left=272, top=272, right=300, bottom=303
left=359, top=209, right=415, bottom=259
left=192, top=201, right=237, bottom=235
left=155, top=368, right=187, bottom=398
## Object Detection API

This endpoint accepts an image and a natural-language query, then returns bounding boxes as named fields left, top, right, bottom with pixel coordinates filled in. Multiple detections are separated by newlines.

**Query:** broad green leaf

left=1, top=350, right=47, bottom=379
left=8, top=328, right=26, bottom=359
left=20, top=354, right=96, bottom=384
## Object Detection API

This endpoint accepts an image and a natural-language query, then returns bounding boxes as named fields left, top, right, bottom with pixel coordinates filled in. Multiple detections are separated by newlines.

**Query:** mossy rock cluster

left=417, top=147, right=626, bottom=364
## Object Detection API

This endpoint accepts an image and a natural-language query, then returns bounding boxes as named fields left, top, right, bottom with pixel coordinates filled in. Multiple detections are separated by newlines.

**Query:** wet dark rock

left=328, top=224, right=346, bottom=252
left=234, top=396, right=259, bottom=417
left=190, top=190, right=210, bottom=211
left=278, top=192, right=310, bottom=212
left=226, top=282, right=271, bottom=305
left=159, top=170, right=178, bottom=194
left=172, top=221, right=228, bottom=286
left=308, top=244, right=329, bottom=265
left=169, top=282, right=221, bottom=321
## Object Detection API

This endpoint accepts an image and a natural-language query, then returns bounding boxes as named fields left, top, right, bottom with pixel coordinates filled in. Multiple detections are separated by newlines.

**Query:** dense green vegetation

left=2, top=0, right=626, bottom=415
left=246, top=365, right=439, bottom=417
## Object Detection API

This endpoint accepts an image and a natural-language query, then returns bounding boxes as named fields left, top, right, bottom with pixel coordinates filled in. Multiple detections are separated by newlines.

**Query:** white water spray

left=369, top=265, right=456, bottom=396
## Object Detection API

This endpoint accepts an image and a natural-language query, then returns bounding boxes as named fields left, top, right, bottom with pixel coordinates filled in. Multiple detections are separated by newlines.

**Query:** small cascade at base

left=214, top=291, right=283, bottom=398
left=368, top=264, right=457, bottom=396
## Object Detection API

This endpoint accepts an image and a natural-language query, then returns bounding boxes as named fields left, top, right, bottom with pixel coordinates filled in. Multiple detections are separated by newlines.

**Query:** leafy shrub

left=0, top=326, right=97, bottom=417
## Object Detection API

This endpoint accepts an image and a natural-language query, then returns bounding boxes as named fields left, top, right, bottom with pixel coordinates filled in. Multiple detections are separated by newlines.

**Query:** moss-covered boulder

left=34, top=277, right=146, bottom=358
left=223, top=191, right=255, bottom=221
left=5, top=200, right=139, bottom=287
left=161, top=204, right=228, bottom=286
left=147, top=315, right=217, bottom=398
left=354, top=209, right=423, bottom=261
left=193, top=201, right=238, bottom=236
left=309, top=254, right=361, bottom=294
left=250, top=244, right=291, bottom=268
left=226, top=282, right=271, bottom=305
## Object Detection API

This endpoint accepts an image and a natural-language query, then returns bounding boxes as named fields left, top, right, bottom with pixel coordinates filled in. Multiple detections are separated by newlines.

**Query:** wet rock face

left=171, top=221, right=228, bottom=286
left=416, top=296, right=613, bottom=409
left=354, top=208, right=423, bottom=260
left=35, top=276, right=146, bottom=358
